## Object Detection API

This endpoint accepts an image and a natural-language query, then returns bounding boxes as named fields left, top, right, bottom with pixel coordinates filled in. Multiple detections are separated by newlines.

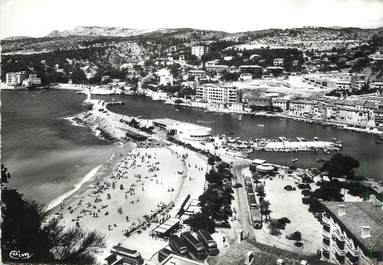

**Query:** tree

left=255, top=185, right=266, bottom=201
left=184, top=213, right=215, bottom=233
left=51, top=227, right=105, bottom=264
left=1, top=189, right=54, bottom=262
left=205, top=169, right=222, bottom=184
left=310, top=180, right=343, bottom=201
left=287, top=231, right=302, bottom=246
left=260, top=200, right=271, bottom=221
left=321, top=153, right=360, bottom=180
left=268, top=219, right=281, bottom=236
left=207, top=155, right=221, bottom=166
left=1, top=168, right=105, bottom=264
left=128, top=118, right=140, bottom=129
left=70, top=68, right=87, bottom=84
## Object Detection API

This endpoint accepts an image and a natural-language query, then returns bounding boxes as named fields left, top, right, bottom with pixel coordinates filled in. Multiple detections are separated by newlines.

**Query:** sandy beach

left=51, top=141, right=208, bottom=262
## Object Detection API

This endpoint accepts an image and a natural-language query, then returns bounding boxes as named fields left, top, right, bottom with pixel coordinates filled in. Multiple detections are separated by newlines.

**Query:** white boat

left=257, top=124, right=265, bottom=127
left=313, top=137, right=319, bottom=141
left=323, top=149, right=331, bottom=154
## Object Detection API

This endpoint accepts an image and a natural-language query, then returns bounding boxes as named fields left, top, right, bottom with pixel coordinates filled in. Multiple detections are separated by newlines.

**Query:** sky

left=1, top=0, right=383, bottom=38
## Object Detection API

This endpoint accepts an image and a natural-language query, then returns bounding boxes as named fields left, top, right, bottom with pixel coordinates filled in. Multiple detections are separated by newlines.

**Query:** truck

left=169, top=235, right=189, bottom=257
left=158, top=248, right=174, bottom=262
left=244, top=176, right=252, bottom=186
left=250, top=207, right=262, bottom=229
left=196, top=229, right=219, bottom=256
left=248, top=194, right=258, bottom=208
left=180, top=232, right=207, bottom=260
left=246, top=185, right=254, bottom=195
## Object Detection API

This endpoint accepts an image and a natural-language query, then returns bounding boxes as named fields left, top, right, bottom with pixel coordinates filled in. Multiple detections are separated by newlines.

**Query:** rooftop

left=322, top=201, right=383, bottom=254
left=208, top=240, right=332, bottom=265
left=160, top=254, right=204, bottom=265
left=152, top=118, right=212, bottom=132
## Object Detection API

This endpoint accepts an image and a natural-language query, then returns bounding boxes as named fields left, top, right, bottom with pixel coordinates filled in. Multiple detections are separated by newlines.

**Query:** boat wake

left=46, top=165, right=102, bottom=211
left=197, top=120, right=215, bottom=124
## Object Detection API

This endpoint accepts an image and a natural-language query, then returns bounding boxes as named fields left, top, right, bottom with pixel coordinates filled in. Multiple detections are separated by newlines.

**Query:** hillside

left=47, top=26, right=159, bottom=38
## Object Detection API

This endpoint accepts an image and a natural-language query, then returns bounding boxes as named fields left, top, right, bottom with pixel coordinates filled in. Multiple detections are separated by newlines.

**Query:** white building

left=321, top=200, right=383, bottom=265
left=196, top=83, right=239, bottom=105
left=239, top=73, right=253, bottom=81
left=6, top=71, right=27, bottom=86
left=152, top=118, right=212, bottom=141
left=157, top=68, right=174, bottom=86
left=230, top=103, right=244, bottom=113
left=160, top=254, right=204, bottom=265
left=191, top=46, right=208, bottom=58
left=273, top=58, right=284, bottom=66
left=288, top=99, right=317, bottom=117
left=272, top=98, right=290, bottom=112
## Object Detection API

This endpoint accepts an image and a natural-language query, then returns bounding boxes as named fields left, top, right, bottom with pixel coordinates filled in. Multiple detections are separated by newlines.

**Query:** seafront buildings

left=5, top=71, right=41, bottom=88
left=196, top=83, right=241, bottom=105
left=5, top=71, right=27, bottom=86
left=320, top=199, right=383, bottom=265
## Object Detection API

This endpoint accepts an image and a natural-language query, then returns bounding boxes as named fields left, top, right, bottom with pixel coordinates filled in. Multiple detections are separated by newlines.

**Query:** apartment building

left=191, top=46, right=208, bottom=58
left=205, top=64, right=229, bottom=73
left=157, top=69, right=173, bottom=86
left=273, top=58, right=284, bottom=66
left=370, top=80, right=383, bottom=91
left=265, top=66, right=285, bottom=77
left=187, top=70, right=207, bottom=80
left=6, top=71, right=27, bottom=86
left=320, top=200, right=383, bottom=265
left=272, top=98, right=290, bottom=112
left=196, top=83, right=240, bottom=104
left=22, top=74, right=42, bottom=88
left=239, top=65, right=263, bottom=78
left=288, top=99, right=317, bottom=117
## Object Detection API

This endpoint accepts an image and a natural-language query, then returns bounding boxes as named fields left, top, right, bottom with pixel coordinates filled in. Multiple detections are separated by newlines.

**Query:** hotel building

left=191, top=46, right=208, bottom=58
left=196, top=83, right=240, bottom=105
left=320, top=199, right=383, bottom=265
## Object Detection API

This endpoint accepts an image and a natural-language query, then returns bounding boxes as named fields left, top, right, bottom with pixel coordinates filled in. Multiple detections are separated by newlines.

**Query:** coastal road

left=231, top=161, right=256, bottom=241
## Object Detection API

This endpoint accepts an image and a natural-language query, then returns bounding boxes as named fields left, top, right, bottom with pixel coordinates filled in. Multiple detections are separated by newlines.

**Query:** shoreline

left=136, top=94, right=383, bottom=136
left=48, top=141, right=135, bottom=214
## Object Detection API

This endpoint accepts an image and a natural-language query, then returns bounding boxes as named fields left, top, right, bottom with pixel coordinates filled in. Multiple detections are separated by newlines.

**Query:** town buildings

left=302, top=74, right=368, bottom=91
left=196, top=83, right=241, bottom=105
left=6, top=71, right=27, bottom=86
left=5, top=71, right=41, bottom=88
left=157, top=68, right=174, bottom=86
left=187, top=70, right=207, bottom=80
left=22, top=74, right=42, bottom=88
left=272, top=98, right=290, bottom=112
left=288, top=99, right=318, bottom=117
left=273, top=58, right=284, bottom=66
left=320, top=199, right=383, bottom=265
left=239, top=65, right=263, bottom=79
left=205, top=64, right=229, bottom=73
left=191, top=46, right=208, bottom=58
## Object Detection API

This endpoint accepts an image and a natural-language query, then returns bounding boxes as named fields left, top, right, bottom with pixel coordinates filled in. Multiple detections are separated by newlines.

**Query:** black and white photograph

left=1, top=0, right=383, bottom=265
